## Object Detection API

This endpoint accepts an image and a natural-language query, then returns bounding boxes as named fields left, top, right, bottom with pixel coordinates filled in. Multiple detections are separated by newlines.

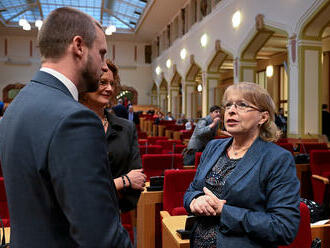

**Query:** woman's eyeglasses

left=222, top=101, right=261, bottom=112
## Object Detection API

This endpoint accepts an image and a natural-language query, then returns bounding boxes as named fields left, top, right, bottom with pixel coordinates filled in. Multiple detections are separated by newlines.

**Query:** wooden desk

left=162, top=216, right=330, bottom=248
left=311, top=222, right=330, bottom=248
left=162, top=215, right=189, bottom=248
left=0, top=227, right=10, bottom=244
left=137, top=183, right=163, bottom=248
left=296, top=163, right=313, bottom=199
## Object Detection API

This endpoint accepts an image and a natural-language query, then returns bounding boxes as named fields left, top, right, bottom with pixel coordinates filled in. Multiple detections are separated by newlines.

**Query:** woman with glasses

left=79, top=59, right=146, bottom=213
left=184, top=82, right=300, bottom=247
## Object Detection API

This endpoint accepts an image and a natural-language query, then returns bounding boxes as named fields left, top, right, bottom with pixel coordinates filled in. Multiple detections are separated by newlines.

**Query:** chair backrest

left=0, top=177, right=10, bottom=225
left=278, top=202, right=312, bottom=248
left=299, top=142, right=328, bottom=154
left=139, top=145, right=162, bottom=157
left=142, top=154, right=184, bottom=180
left=194, top=152, right=203, bottom=168
left=163, top=169, right=196, bottom=216
left=155, top=140, right=182, bottom=150
left=172, top=144, right=187, bottom=154
left=147, top=136, right=168, bottom=145
left=277, top=143, right=295, bottom=155
left=137, top=131, right=147, bottom=139
left=310, top=150, right=330, bottom=204
left=180, top=130, right=194, bottom=140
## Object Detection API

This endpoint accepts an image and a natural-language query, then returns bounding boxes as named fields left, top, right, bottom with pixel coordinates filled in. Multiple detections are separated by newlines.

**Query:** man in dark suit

left=0, top=7, right=132, bottom=248
left=112, top=98, right=128, bottom=119
left=128, top=105, right=140, bottom=125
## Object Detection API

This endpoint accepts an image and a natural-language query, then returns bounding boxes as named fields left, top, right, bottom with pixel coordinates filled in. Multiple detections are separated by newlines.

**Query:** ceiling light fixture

left=155, top=66, right=161, bottom=75
left=197, top=84, right=203, bottom=92
left=22, top=22, right=31, bottom=31
left=19, top=18, right=28, bottom=27
left=35, top=20, right=43, bottom=30
left=200, top=34, right=208, bottom=47
left=180, top=48, right=187, bottom=60
left=166, top=59, right=172, bottom=68
left=232, top=10, right=241, bottom=28
left=266, top=65, right=274, bottom=77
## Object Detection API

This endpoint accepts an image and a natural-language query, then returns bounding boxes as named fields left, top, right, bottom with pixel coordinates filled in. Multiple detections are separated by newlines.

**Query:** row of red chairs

left=0, top=177, right=10, bottom=227
left=277, top=142, right=328, bottom=155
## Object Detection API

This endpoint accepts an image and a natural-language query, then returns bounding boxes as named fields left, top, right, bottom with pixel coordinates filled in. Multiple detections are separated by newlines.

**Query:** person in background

left=275, top=107, right=287, bottom=136
left=322, top=104, right=330, bottom=140
left=176, top=113, right=188, bottom=125
left=185, top=118, right=194, bottom=130
left=113, top=98, right=128, bottom=119
left=154, top=111, right=165, bottom=125
left=183, top=105, right=225, bottom=165
left=0, top=7, right=132, bottom=247
left=165, top=111, right=175, bottom=121
left=184, top=82, right=300, bottom=248
left=128, top=105, right=140, bottom=126
left=80, top=59, right=146, bottom=213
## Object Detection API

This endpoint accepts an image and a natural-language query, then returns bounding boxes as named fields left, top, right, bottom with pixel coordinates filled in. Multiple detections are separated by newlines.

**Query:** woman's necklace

left=231, top=144, right=250, bottom=156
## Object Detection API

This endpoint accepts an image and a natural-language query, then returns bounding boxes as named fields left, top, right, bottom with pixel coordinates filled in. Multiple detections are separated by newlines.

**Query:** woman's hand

left=189, top=187, right=226, bottom=216
left=127, top=169, right=146, bottom=191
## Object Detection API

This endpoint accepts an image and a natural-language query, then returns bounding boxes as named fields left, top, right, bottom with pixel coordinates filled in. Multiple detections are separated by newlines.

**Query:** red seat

left=139, top=145, right=162, bottom=157
left=194, top=152, right=203, bottom=168
left=137, top=131, right=147, bottom=139
left=142, top=154, right=184, bottom=180
left=180, top=130, right=194, bottom=140
left=277, top=143, right=295, bottom=155
left=299, top=142, right=328, bottom=154
left=172, top=144, right=187, bottom=154
left=147, top=136, right=168, bottom=145
left=310, top=150, right=330, bottom=204
left=155, top=140, right=182, bottom=154
left=279, top=202, right=312, bottom=248
left=138, top=139, right=148, bottom=145
left=0, top=177, right=10, bottom=227
left=163, top=169, right=196, bottom=216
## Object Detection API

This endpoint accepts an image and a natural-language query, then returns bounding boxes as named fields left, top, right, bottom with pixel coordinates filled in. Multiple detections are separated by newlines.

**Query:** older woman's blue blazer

left=184, top=137, right=300, bottom=248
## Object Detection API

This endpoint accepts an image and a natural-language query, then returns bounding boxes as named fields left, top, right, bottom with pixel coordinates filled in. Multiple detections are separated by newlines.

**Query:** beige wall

left=0, top=31, right=152, bottom=105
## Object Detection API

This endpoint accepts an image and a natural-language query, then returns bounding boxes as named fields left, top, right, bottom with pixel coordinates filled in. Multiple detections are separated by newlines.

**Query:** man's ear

left=71, top=36, right=84, bottom=59
left=259, top=111, right=269, bottom=125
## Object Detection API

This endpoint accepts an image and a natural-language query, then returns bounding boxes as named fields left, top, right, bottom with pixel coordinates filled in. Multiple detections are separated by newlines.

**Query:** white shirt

left=40, top=67, right=78, bottom=101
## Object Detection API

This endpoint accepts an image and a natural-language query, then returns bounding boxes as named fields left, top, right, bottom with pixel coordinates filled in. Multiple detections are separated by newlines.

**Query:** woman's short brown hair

left=222, top=82, right=281, bottom=142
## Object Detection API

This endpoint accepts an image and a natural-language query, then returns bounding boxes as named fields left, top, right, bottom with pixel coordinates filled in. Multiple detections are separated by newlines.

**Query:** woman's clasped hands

left=190, top=187, right=226, bottom=216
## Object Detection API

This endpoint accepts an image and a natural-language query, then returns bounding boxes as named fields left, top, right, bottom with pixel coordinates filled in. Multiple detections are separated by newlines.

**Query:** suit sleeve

left=219, top=152, right=300, bottom=246
left=193, top=119, right=212, bottom=138
left=48, top=109, right=132, bottom=248
left=119, top=123, right=142, bottom=212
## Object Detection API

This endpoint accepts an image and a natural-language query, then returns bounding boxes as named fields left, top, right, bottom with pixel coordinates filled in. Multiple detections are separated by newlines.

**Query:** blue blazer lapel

left=31, top=71, right=73, bottom=98
left=221, top=137, right=264, bottom=198
left=199, top=138, right=232, bottom=179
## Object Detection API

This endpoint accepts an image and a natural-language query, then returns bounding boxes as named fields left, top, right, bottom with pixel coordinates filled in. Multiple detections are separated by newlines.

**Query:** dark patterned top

left=192, top=152, right=240, bottom=248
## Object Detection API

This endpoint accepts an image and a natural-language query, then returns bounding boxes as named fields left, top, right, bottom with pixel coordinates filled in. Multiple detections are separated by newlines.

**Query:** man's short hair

left=210, top=105, right=221, bottom=113
left=38, top=7, right=100, bottom=61
left=322, top=104, right=328, bottom=110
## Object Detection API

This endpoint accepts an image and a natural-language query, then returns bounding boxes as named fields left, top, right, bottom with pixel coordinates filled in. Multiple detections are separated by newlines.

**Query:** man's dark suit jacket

left=128, top=111, right=140, bottom=125
left=0, top=71, right=132, bottom=247
left=112, top=104, right=128, bottom=119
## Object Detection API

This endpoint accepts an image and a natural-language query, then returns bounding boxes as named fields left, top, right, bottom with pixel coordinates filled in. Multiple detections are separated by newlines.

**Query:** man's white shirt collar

left=40, top=67, right=78, bottom=101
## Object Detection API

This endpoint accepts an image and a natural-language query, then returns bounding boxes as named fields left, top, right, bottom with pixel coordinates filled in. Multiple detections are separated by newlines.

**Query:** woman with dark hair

left=184, top=82, right=300, bottom=247
left=80, top=59, right=146, bottom=212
